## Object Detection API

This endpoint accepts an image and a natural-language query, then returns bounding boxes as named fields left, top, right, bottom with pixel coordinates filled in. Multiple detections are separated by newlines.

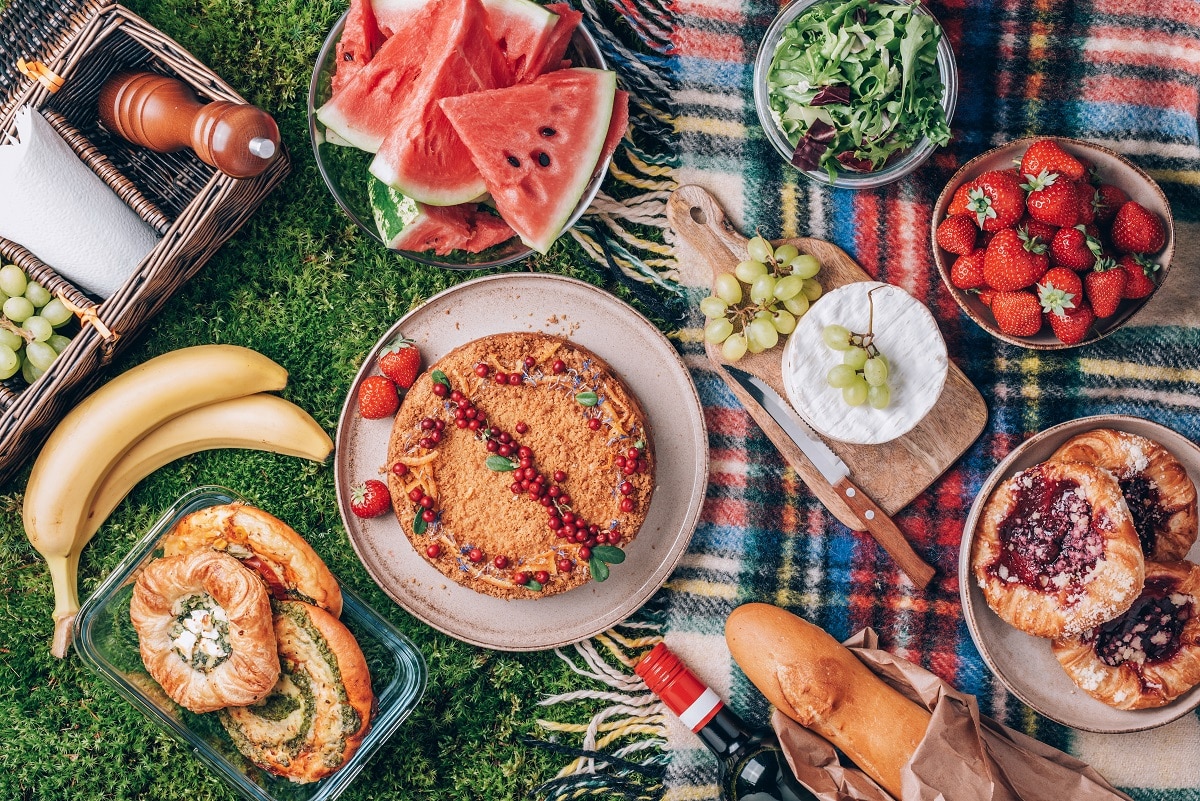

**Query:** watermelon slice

left=440, top=67, right=617, bottom=253
left=368, top=0, right=513, bottom=205
left=481, top=0, right=559, bottom=82
left=369, top=177, right=515, bottom=255
left=370, top=0, right=431, bottom=36
left=332, top=0, right=386, bottom=95
left=525, top=3, right=583, bottom=78
left=601, top=90, right=630, bottom=167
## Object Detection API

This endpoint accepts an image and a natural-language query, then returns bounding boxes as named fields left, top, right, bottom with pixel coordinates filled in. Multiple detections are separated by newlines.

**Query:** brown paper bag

left=771, top=629, right=1132, bottom=801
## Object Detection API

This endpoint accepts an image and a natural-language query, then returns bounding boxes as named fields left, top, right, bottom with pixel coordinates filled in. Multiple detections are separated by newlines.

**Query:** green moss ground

left=0, top=0, right=664, bottom=797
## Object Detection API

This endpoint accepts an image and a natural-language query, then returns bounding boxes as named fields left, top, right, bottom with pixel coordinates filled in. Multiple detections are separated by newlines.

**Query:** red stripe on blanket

left=705, top=405, right=753, bottom=437
left=1081, top=74, right=1199, bottom=115
left=674, top=28, right=747, bottom=61
left=669, top=0, right=746, bottom=25
left=854, top=193, right=882, bottom=278
left=1090, top=0, right=1200, bottom=27
left=703, top=496, right=749, bottom=528
left=1085, top=26, right=1200, bottom=75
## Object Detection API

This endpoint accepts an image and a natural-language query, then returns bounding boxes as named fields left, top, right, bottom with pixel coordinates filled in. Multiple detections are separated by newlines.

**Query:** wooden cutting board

left=667, top=184, right=987, bottom=531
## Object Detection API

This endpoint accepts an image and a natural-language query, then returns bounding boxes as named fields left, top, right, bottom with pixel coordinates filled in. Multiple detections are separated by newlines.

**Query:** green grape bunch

left=699, top=234, right=824, bottom=363
left=821, top=287, right=893, bottom=409
left=0, top=264, right=76, bottom=384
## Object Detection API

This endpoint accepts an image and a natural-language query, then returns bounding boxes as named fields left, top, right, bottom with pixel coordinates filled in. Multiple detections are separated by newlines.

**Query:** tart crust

left=1053, top=560, right=1200, bottom=709
left=1050, top=428, right=1198, bottom=561
left=971, top=459, right=1144, bottom=638
left=386, top=332, right=654, bottom=599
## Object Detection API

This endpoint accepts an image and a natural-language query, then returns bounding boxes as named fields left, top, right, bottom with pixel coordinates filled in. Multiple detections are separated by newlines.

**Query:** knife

left=723, top=365, right=936, bottom=589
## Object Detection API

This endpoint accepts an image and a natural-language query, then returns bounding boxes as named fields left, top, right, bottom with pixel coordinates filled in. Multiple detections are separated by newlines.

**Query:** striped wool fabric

left=544, top=1, right=1200, bottom=800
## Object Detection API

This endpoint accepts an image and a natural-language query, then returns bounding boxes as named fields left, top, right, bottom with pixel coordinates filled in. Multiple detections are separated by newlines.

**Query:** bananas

left=21, top=344, right=331, bottom=657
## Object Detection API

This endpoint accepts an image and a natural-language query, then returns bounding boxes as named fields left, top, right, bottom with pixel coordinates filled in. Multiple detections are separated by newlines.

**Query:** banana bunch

left=21, top=344, right=334, bottom=657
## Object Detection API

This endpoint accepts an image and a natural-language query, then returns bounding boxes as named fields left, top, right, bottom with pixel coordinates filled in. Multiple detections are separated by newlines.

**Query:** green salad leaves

left=766, top=0, right=951, bottom=181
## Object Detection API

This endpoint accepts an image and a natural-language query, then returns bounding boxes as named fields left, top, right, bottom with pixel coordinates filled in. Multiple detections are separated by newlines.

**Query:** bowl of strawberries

left=932, top=136, right=1174, bottom=348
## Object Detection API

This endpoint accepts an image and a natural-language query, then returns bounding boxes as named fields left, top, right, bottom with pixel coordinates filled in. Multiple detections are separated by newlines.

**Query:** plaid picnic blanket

left=537, top=1, right=1200, bottom=799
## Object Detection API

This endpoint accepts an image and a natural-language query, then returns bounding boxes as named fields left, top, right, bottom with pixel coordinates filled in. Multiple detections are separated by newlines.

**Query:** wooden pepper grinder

left=98, top=71, right=280, bottom=179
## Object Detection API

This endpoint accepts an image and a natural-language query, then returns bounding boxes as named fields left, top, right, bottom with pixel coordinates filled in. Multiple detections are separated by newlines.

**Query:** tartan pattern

left=542, top=1, right=1200, bottom=799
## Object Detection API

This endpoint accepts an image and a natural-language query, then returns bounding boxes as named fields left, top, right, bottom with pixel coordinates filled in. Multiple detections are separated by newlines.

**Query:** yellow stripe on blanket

left=677, top=116, right=747, bottom=139
left=665, top=577, right=741, bottom=599
left=1081, top=358, right=1200, bottom=384
left=1147, top=168, right=1200, bottom=186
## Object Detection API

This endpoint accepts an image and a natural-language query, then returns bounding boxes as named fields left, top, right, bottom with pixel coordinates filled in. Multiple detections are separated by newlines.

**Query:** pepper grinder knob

left=98, top=71, right=281, bottom=179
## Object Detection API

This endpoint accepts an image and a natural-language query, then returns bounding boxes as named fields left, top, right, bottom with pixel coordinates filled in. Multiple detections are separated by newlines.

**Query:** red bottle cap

left=635, top=642, right=724, bottom=732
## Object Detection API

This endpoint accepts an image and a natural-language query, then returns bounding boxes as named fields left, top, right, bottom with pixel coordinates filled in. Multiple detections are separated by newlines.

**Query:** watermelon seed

left=540, top=127, right=556, bottom=137
left=506, top=155, right=520, bottom=167
left=537, top=152, right=550, bottom=167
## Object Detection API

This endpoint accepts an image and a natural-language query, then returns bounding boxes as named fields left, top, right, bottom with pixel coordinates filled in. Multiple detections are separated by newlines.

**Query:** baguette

left=725, top=603, right=930, bottom=799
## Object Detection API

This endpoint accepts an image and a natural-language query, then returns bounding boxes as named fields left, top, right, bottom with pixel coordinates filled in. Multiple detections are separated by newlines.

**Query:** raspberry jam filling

left=990, top=468, right=1104, bottom=593
left=1119, top=475, right=1167, bottom=556
left=1089, top=577, right=1192, bottom=668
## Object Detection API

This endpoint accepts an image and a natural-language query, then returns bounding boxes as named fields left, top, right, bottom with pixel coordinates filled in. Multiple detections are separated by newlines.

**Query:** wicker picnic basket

left=0, top=0, right=290, bottom=485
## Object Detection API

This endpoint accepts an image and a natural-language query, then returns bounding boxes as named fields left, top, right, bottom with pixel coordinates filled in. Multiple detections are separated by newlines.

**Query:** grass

left=0, top=0, right=669, bottom=797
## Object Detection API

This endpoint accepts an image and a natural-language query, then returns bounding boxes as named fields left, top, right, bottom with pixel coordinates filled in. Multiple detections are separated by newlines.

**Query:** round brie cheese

left=781, top=281, right=948, bottom=445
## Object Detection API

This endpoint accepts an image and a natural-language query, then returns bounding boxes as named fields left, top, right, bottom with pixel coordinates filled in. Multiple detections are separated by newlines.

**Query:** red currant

left=557, top=558, right=573, bottom=572
left=622, top=463, right=637, bottom=476
left=515, top=571, right=531, bottom=585
left=420, top=496, right=434, bottom=509
left=548, top=485, right=561, bottom=498
left=455, top=419, right=469, bottom=429
left=534, top=570, right=550, bottom=584
left=408, top=487, right=424, bottom=502
left=619, top=481, right=633, bottom=495
left=391, top=461, right=409, bottom=477
left=620, top=498, right=634, bottom=512
left=420, top=418, right=435, bottom=430
left=510, top=482, right=523, bottom=494
left=450, top=390, right=464, bottom=402
left=548, top=518, right=562, bottom=530
left=468, top=548, right=483, bottom=563
left=467, top=419, right=480, bottom=430
left=493, top=555, right=509, bottom=569
left=524, top=356, right=536, bottom=368
left=508, top=372, right=523, bottom=385
left=517, top=446, right=532, bottom=460
left=579, top=546, right=592, bottom=560
left=588, top=418, right=601, bottom=431
left=434, top=419, right=445, bottom=431
left=515, top=421, right=529, bottom=434
left=553, top=470, right=567, bottom=483
left=552, top=359, right=566, bottom=374
left=432, top=383, right=448, bottom=397
left=614, top=455, right=626, bottom=468
left=486, top=440, right=499, bottom=453
left=426, top=543, right=441, bottom=558
left=422, top=509, right=436, bottom=523
left=626, top=447, right=640, bottom=460
left=475, top=363, right=490, bottom=377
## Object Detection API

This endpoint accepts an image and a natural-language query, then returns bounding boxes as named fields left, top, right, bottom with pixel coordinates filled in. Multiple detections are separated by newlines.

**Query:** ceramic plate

left=959, top=415, right=1200, bottom=732
left=334, top=274, right=708, bottom=651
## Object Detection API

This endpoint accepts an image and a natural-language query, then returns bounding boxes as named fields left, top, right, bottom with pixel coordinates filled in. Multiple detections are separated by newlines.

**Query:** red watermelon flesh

left=316, top=2, right=441, bottom=152
left=368, top=0, right=513, bottom=205
left=392, top=203, right=515, bottom=255
left=370, top=0, right=431, bottom=37
left=440, top=67, right=616, bottom=254
left=466, top=212, right=519, bottom=252
left=332, top=0, right=386, bottom=95
left=481, top=0, right=559, bottom=82
left=525, top=3, right=583, bottom=78
left=601, top=90, right=629, bottom=167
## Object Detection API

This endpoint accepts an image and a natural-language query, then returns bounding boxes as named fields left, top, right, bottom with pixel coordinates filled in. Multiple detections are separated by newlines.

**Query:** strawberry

left=1037, top=267, right=1083, bottom=317
left=1017, top=216, right=1057, bottom=244
left=379, top=336, right=421, bottom=389
left=1047, top=301, right=1095, bottom=346
left=358, top=375, right=400, bottom=419
left=976, top=288, right=997, bottom=307
left=1020, top=139, right=1086, bottom=182
left=1075, top=185, right=1096, bottom=225
left=1110, top=200, right=1166, bottom=254
left=1023, top=171, right=1079, bottom=227
left=983, top=227, right=1049, bottom=291
left=350, top=479, right=392, bottom=518
left=1049, top=224, right=1100, bottom=271
left=935, top=214, right=978, bottom=255
left=1118, top=253, right=1159, bottom=299
left=991, top=290, right=1043, bottom=337
left=966, top=170, right=1026, bottom=231
left=948, top=181, right=978, bottom=217
left=1091, top=184, right=1128, bottom=224
left=950, top=249, right=987, bottom=289
left=1084, top=258, right=1128, bottom=318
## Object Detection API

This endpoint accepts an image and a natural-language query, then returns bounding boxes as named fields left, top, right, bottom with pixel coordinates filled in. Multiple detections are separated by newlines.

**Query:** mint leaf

left=575, top=391, right=599, bottom=406
left=589, top=559, right=610, bottom=582
left=485, top=455, right=517, bottom=472
left=413, top=511, right=427, bottom=535
left=591, top=545, right=626, bottom=564
left=431, top=369, right=450, bottom=389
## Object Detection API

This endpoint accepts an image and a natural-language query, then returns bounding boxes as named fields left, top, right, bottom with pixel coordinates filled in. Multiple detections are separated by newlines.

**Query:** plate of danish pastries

left=73, top=487, right=427, bottom=801
left=960, top=415, right=1200, bottom=732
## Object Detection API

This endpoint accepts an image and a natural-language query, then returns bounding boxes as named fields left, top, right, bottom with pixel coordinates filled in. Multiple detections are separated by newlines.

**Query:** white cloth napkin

left=0, top=106, right=159, bottom=298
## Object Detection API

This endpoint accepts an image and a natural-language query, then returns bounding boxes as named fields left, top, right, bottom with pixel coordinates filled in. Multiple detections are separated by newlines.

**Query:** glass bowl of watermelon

left=308, top=0, right=627, bottom=269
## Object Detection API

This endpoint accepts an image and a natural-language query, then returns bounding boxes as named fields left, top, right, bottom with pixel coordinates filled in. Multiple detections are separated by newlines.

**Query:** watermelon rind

left=440, top=67, right=616, bottom=254
left=369, top=176, right=516, bottom=255
left=480, top=0, right=559, bottom=81
left=368, top=176, right=422, bottom=245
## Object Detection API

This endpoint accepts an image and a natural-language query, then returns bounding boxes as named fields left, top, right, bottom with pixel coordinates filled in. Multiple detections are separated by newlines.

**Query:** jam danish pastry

left=1052, top=560, right=1200, bottom=709
left=130, top=549, right=280, bottom=713
left=1050, top=428, right=1198, bottom=561
left=971, top=460, right=1144, bottom=639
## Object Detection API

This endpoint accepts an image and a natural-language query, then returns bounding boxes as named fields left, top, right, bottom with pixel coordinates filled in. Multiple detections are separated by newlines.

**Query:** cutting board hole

left=689, top=206, right=707, bottom=225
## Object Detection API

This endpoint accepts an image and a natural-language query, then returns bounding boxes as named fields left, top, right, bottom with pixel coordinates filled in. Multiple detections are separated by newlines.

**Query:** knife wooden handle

left=833, top=476, right=936, bottom=589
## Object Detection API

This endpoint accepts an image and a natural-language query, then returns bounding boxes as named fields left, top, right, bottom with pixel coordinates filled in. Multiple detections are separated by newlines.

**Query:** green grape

left=22, top=357, right=43, bottom=384
left=734, top=259, right=767, bottom=283
left=876, top=354, right=890, bottom=371
left=863, top=357, right=889, bottom=386
left=3, top=296, right=35, bottom=323
left=704, top=318, right=734, bottom=344
left=747, top=317, right=779, bottom=350
left=773, top=275, right=803, bottom=301
left=747, top=235, right=773, bottom=263
left=843, top=346, right=869, bottom=370
left=750, top=275, right=776, bottom=304
left=771, top=309, right=796, bottom=335
left=868, top=383, right=891, bottom=409
left=801, top=278, right=823, bottom=301
left=0, top=264, right=27, bottom=298
left=788, top=254, right=821, bottom=279
left=699, top=295, right=728, bottom=319
left=827, top=363, right=858, bottom=388
left=746, top=337, right=765, bottom=354
left=24, top=282, right=51, bottom=308
left=25, top=340, right=57, bottom=372
left=773, top=243, right=799, bottom=264
left=822, top=324, right=852, bottom=350
left=0, top=343, right=17, bottom=380
left=47, top=334, right=71, bottom=354
left=843, top=378, right=869, bottom=407
left=0, top=327, right=21, bottom=351
left=40, top=298, right=73, bottom=327
left=713, top=273, right=742, bottom=304
left=782, top=294, right=809, bottom=317
left=721, top=332, right=749, bottom=362
left=22, top=315, right=52, bottom=342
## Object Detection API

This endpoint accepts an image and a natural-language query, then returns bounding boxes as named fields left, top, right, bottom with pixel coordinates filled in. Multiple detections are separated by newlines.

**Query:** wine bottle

left=636, top=642, right=818, bottom=801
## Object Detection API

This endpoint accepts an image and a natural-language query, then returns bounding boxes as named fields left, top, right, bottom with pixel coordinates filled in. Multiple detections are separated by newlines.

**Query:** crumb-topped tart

left=971, top=459, right=1145, bottom=639
left=385, top=332, right=654, bottom=599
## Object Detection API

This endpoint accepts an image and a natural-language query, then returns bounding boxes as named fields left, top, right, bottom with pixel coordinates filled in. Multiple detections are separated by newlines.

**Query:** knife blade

left=722, top=365, right=935, bottom=589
